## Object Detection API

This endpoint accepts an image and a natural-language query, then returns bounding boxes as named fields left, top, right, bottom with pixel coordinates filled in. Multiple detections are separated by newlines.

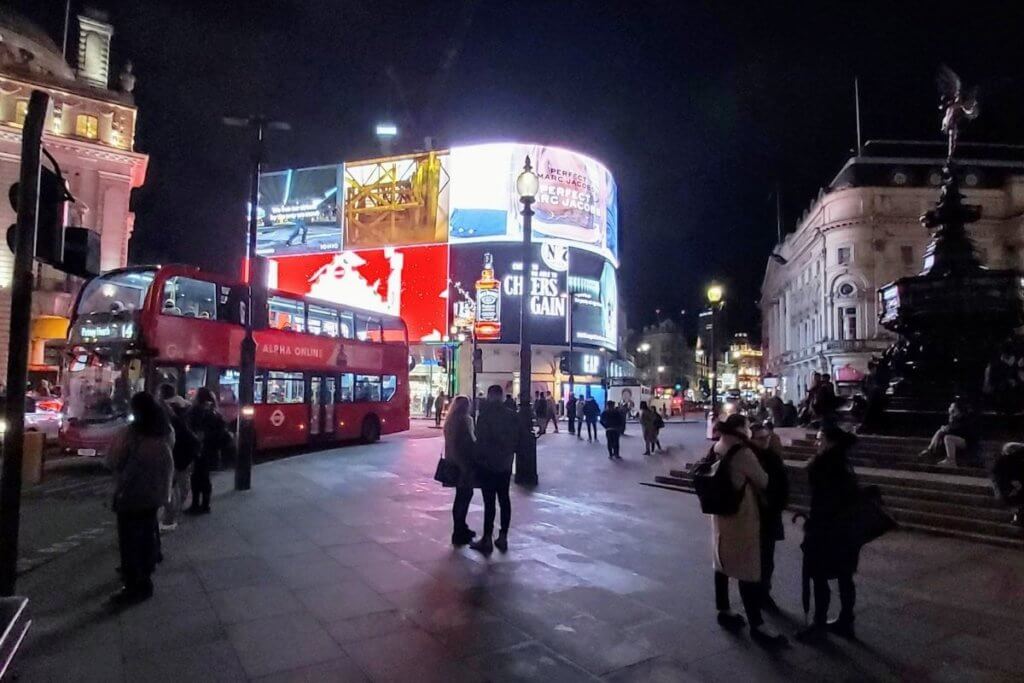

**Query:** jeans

left=813, top=572, right=856, bottom=625
left=760, top=535, right=776, bottom=596
left=190, top=461, right=212, bottom=510
left=715, top=570, right=763, bottom=627
left=606, top=430, right=620, bottom=457
left=479, top=470, right=511, bottom=537
left=452, top=486, right=474, bottom=537
left=586, top=420, right=598, bottom=441
left=568, top=413, right=576, bottom=434
left=162, top=466, right=191, bottom=525
left=117, top=508, right=159, bottom=593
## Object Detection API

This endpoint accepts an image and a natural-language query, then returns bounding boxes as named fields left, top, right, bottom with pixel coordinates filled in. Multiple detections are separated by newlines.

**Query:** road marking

left=17, top=521, right=114, bottom=577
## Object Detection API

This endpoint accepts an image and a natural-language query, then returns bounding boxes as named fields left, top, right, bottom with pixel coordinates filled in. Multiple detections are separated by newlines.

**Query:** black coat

left=475, top=401, right=519, bottom=474
left=599, top=408, right=625, bottom=433
left=803, top=447, right=861, bottom=577
left=754, top=445, right=789, bottom=541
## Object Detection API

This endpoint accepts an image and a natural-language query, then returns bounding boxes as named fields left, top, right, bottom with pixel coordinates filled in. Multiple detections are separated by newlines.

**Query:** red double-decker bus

left=59, top=264, right=410, bottom=456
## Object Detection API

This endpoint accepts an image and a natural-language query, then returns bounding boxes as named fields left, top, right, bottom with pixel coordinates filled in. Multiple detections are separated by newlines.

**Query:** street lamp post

left=515, top=157, right=539, bottom=486
left=222, top=115, right=290, bottom=491
left=706, top=283, right=724, bottom=422
left=565, top=291, right=575, bottom=400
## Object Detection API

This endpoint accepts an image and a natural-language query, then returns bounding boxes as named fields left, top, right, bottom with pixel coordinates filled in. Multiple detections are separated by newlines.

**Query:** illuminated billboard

left=256, top=165, right=342, bottom=257
left=267, top=244, right=449, bottom=342
left=342, top=151, right=450, bottom=249
left=449, top=243, right=617, bottom=349
left=448, top=143, right=618, bottom=264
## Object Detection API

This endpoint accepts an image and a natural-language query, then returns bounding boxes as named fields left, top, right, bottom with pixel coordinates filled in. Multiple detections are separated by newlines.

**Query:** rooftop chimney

left=76, top=9, right=113, bottom=88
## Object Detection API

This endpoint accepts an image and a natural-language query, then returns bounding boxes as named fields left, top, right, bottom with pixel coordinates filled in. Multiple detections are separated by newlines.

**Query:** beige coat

left=710, top=439, right=768, bottom=582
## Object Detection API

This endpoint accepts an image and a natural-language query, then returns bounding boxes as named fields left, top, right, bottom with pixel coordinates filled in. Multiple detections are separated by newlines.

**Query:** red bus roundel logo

left=270, top=409, right=285, bottom=427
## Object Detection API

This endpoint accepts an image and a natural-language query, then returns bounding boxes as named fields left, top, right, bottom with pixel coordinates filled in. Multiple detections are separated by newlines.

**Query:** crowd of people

left=106, top=384, right=232, bottom=605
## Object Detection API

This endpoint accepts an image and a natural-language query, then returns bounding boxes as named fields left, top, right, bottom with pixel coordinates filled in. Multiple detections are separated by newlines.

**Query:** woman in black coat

left=797, top=423, right=860, bottom=641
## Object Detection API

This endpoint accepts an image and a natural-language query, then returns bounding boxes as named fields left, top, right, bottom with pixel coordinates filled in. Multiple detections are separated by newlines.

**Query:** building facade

left=630, top=318, right=694, bottom=392
left=0, top=8, right=148, bottom=380
left=761, top=141, right=1024, bottom=402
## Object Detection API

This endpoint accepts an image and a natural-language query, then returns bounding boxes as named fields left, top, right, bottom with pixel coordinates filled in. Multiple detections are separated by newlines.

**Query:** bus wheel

left=360, top=416, right=381, bottom=444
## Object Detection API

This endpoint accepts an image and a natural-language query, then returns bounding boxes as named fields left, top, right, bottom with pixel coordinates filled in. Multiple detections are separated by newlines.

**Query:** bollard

left=21, top=432, right=44, bottom=486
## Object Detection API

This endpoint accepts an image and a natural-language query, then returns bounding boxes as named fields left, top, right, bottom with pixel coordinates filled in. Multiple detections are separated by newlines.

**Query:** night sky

left=17, top=0, right=1024, bottom=338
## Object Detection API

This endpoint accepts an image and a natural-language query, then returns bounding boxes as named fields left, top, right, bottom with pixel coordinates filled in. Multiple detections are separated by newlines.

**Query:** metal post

left=470, top=329, right=478, bottom=411
left=709, top=305, right=718, bottom=422
left=567, top=292, right=575, bottom=399
left=235, top=120, right=265, bottom=492
left=0, top=90, right=48, bottom=596
left=515, top=196, right=538, bottom=485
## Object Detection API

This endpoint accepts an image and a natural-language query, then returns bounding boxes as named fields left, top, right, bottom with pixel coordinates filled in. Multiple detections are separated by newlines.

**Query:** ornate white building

left=761, top=140, right=1024, bottom=402
left=0, top=8, right=148, bottom=380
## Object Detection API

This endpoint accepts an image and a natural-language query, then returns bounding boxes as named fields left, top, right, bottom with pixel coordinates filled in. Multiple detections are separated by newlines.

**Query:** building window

left=901, top=246, right=914, bottom=266
left=13, top=100, right=28, bottom=127
left=838, top=306, right=857, bottom=340
left=837, top=247, right=852, bottom=265
left=837, top=282, right=855, bottom=297
left=75, top=114, right=99, bottom=139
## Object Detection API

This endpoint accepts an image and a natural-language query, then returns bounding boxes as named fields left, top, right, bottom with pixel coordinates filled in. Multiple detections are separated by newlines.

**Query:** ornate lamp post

left=706, top=283, right=724, bottom=420
left=515, top=157, right=539, bottom=486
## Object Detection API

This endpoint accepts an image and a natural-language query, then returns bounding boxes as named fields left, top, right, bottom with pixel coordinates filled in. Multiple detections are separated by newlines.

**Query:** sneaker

left=750, top=625, right=788, bottom=648
left=717, top=611, right=746, bottom=632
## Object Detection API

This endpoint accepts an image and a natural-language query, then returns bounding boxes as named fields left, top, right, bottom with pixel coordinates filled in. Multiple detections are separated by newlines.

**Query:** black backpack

left=692, top=444, right=745, bottom=515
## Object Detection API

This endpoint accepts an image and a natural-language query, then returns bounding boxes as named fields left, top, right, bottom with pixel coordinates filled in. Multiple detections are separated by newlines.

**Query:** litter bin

left=22, top=431, right=44, bottom=486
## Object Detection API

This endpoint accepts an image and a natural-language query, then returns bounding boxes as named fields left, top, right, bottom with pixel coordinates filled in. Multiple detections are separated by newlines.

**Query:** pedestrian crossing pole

left=0, top=91, right=48, bottom=596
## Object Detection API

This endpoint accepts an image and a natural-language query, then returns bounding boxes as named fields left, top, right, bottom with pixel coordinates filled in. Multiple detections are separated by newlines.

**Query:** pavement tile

left=325, top=608, right=416, bottom=643
left=531, top=612, right=658, bottom=676
left=252, top=654, right=369, bottom=682
left=351, top=558, right=435, bottom=593
left=209, top=584, right=304, bottom=624
left=462, top=640, right=597, bottom=682
left=194, top=554, right=279, bottom=592
left=324, top=541, right=400, bottom=567
left=122, top=638, right=247, bottom=682
left=601, top=655, right=703, bottom=682
left=552, top=586, right=667, bottom=629
left=226, top=612, right=344, bottom=678
left=10, top=645, right=125, bottom=682
left=120, top=605, right=224, bottom=655
left=294, top=579, right=393, bottom=622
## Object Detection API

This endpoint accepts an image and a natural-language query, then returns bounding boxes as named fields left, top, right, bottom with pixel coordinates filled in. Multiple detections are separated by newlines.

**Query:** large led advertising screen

left=448, top=243, right=617, bottom=349
left=342, top=151, right=450, bottom=249
left=256, top=165, right=342, bottom=257
left=267, top=244, right=449, bottom=342
left=447, top=143, right=618, bottom=264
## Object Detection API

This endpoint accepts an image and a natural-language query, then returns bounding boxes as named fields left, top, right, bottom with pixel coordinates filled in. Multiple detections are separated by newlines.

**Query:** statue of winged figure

left=936, top=65, right=979, bottom=161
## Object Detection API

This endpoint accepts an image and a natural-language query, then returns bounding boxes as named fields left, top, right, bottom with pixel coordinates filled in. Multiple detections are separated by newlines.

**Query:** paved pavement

left=10, top=422, right=1024, bottom=681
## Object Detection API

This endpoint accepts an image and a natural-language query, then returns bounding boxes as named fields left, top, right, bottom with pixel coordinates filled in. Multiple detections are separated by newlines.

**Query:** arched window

left=837, top=306, right=857, bottom=340
left=75, top=114, right=99, bottom=139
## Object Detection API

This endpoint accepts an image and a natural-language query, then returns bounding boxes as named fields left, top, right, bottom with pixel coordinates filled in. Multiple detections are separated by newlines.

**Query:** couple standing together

left=443, top=385, right=520, bottom=555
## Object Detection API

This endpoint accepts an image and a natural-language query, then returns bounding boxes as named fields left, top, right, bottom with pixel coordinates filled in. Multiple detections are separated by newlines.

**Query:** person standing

left=599, top=400, right=626, bottom=459
left=640, top=401, right=658, bottom=455
left=186, top=388, right=228, bottom=514
left=576, top=395, right=585, bottom=438
left=709, top=415, right=787, bottom=647
left=504, top=393, right=517, bottom=411
left=434, top=390, right=446, bottom=427
left=107, top=392, right=174, bottom=604
left=158, top=384, right=198, bottom=530
left=545, top=392, right=560, bottom=433
left=534, top=392, right=548, bottom=434
left=583, top=396, right=600, bottom=442
left=566, top=394, right=578, bottom=435
left=424, top=393, right=433, bottom=419
left=653, top=408, right=665, bottom=452
left=796, top=424, right=861, bottom=641
left=443, top=395, right=477, bottom=546
left=750, top=422, right=789, bottom=612
left=471, top=385, right=519, bottom=555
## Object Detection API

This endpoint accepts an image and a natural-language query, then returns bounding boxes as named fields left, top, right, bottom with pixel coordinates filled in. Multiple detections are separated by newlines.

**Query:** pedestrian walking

left=158, top=384, right=199, bottom=530
left=471, top=385, right=519, bottom=555
left=424, top=393, right=433, bottom=418
left=750, top=422, right=789, bottom=612
left=107, top=392, right=174, bottom=604
left=640, top=401, right=658, bottom=455
left=707, top=414, right=787, bottom=647
left=582, top=396, right=600, bottom=442
left=443, top=395, right=477, bottom=546
left=434, top=390, right=446, bottom=427
left=566, top=394, right=578, bottom=435
left=185, top=387, right=229, bottom=514
left=535, top=392, right=548, bottom=434
left=575, top=395, right=585, bottom=438
left=545, top=391, right=560, bottom=432
left=653, top=408, right=665, bottom=452
left=796, top=424, right=861, bottom=641
left=599, top=400, right=626, bottom=459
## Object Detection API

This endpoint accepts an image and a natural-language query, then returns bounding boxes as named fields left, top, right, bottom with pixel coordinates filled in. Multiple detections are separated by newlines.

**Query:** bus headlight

left=241, top=405, right=255, bottom=418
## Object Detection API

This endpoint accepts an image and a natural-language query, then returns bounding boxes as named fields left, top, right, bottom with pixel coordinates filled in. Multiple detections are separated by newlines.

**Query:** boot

left=750, top=624, right=788, bottom=648
left=827, top=616, right=856, bottom=638
left=469, top=536, right=493, bottom=556
left=494, top=531, right=508, bottom=553
left=716, top=611, right=746, bottom=632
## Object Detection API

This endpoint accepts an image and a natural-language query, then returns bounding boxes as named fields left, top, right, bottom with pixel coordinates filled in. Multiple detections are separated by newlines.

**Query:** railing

left=0, top=597, right=30, bottom=679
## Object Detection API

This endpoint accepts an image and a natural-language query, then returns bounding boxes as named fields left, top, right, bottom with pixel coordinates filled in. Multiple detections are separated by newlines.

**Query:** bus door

left=309, top=374, right=336, bottom=439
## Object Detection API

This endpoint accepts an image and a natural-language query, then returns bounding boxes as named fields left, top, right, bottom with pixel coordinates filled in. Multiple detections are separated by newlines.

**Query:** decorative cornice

left=0, top=128, right=147, bottom=166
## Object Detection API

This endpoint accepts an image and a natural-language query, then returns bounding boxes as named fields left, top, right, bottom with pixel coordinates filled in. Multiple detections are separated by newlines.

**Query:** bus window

left=255, top=374, right=265, bottom=403
left=338, top=373, right=354, bottom=402
left=154, top=366, right=181, bottom=392
left=77, top=270, right=155, bottom=317
left=382, top=318, right=407, bottom=344
left=356, top=314, right=382, bottom=342
left=162, top=277, right=218, bottom=319
left=382, top=374, right=397, bottom=401
left=307, top=304, right=339, bottom=337
left=183, top=365, right=207, bottom=400
left=339, top=311, right=354, bottom=339
left=269, top=297, right=305, bottom=332
left=267, top=371, right=304, bottom=403
left=354, top=374, right=381, bottom=402
left=218, top=369, right=240, bottom=406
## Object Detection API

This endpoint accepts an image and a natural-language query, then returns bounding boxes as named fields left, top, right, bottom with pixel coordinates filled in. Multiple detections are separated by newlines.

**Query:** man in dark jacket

left=566, top=395, right=578, bottom=435
left=750, top=422, right=789, bottom=611
left=534, top=392, right=548, bottom=434
left=582, top=397, right=600, bottom=442
left=471, top=385, right=520, bottom=555
left=599, top=400, right=626, bottom=459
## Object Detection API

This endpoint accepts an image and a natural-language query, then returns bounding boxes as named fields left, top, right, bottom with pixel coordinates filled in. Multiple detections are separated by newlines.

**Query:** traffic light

left=8, top=166, right=70, bottom=266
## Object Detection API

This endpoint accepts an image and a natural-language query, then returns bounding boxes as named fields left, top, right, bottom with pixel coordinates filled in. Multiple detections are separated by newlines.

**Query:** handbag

left=692, top=444, right=745, bottom=515
left=434, top=454, right=461, bottom=487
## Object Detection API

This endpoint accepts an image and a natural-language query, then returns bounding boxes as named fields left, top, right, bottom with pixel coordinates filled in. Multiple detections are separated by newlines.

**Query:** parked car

left=0, top=396, right=63, bottom=443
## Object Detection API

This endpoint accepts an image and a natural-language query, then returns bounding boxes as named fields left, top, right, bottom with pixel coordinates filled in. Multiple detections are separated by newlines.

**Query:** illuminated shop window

left=13, top=100, right=28, bottom=127
left=75, top=114, right=99, bottom=139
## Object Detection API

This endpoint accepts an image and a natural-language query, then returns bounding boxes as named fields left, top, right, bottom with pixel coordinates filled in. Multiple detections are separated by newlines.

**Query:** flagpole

left=855, top=77, right=863, bottom=155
